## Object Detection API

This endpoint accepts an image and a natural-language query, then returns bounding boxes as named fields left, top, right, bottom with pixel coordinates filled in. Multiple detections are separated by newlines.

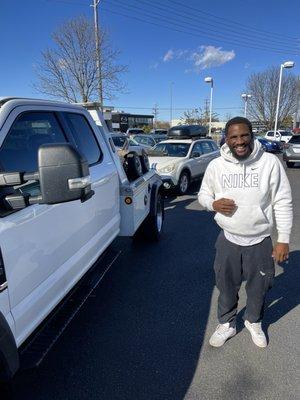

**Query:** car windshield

left=289, top=135, right=300, bottom=143
left=128, top=138, right=139, bottom=146
left=112, top=136, right=127, bottom=147
left=150, top=142, right=190, bottom=157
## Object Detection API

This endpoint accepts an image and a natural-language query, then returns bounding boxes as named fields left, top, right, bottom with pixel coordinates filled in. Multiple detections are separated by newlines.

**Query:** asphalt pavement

left=12, top=157, right=299, bottom=400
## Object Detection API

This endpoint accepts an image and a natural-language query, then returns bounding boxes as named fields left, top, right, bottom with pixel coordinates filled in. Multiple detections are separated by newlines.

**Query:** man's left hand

left=272, top=243, right=289, bottom=263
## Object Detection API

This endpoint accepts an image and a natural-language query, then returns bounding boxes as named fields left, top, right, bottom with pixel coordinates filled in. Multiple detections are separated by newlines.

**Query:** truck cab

left=0, top=98, right=164, bottom=383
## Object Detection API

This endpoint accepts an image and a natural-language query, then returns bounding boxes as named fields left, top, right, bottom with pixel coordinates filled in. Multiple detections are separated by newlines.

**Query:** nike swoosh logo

left=251, top=167, right=259, bottom=170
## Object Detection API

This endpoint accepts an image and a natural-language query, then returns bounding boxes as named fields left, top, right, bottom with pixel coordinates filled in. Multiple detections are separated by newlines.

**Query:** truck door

left=0, top=108, right=119, bottom=346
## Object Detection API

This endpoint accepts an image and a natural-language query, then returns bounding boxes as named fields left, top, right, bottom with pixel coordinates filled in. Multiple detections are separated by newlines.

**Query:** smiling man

left=198, top=117, right=293, bottom=348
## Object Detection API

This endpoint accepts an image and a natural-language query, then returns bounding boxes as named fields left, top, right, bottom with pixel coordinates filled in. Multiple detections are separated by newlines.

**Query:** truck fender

left=0, top=313, right=19, bottom=381
left=149, top=182, right=164, bottom=218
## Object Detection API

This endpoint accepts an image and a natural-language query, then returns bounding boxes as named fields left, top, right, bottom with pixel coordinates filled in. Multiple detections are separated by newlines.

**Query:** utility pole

left=152, top=103, right=159, bottom=128
left=92, top=0, right=103, bottom=108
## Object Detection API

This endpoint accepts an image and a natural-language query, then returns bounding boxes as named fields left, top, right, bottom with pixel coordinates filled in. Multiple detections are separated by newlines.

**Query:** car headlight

left=157, top=163, right=176, bottom=173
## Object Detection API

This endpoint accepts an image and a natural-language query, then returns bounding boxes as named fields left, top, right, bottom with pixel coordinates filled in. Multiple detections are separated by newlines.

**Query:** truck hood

left=148, top=156, right=183, bottom=168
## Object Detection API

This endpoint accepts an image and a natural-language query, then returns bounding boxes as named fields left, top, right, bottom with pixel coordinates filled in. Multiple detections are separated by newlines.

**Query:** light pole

left=274, top=61, right=295, bottom=135
left=241, top=93, right=252, bottom=118
left=170, top=82, right=174, bottom=127
left=204, top=77, right=213, bottom=136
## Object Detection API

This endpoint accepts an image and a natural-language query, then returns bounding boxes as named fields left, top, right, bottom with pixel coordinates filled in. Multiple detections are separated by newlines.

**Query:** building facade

left=112, top=112, right=154, bottom=132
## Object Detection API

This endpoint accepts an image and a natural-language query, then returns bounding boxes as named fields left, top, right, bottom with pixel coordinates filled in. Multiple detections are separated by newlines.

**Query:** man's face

left=225, top=123, right=253, bottom=160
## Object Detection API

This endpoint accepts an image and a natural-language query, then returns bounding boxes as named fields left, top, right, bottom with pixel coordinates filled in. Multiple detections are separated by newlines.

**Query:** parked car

left=256, top=137, right=281, bottom=153
left=126, top=128, right=145, bottom=135
left=282, top=134, right=300, bottom=167
left=265, top=130, right=292, bottom=143
left=0, top=97, right=164, bottom=384
left=148, top=138, right=219, bottom=195
left=131, top=134, right=167, bottom=150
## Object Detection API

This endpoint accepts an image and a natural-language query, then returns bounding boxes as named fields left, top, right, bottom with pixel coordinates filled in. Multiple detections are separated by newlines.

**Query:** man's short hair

left=225, top=116, right=253, bottom=136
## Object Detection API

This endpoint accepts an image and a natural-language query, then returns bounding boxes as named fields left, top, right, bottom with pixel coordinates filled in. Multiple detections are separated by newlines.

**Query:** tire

left=286, top=161, right=295, bottom=168
left=139, top=150, right=150, bottom=174
left=135, top=191, right=164, bottom=241
left=125, top=152, right=143, bottom=181
left=177, top=171, right=190, bottom=195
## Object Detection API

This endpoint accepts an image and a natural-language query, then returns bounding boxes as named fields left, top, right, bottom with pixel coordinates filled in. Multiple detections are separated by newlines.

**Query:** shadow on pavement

left=235, top=250, right=300, bottom=336
left=264, top=250, right=300, bottom=326
left=12, top=195, right=219, bottom=400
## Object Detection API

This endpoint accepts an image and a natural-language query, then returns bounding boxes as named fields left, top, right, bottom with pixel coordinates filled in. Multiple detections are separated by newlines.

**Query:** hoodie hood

left=220, top=139, right=264, bottom=165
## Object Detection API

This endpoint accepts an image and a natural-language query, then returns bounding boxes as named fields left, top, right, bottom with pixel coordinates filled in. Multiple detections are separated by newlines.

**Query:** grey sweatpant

left=214, top=231, right=275, bottom=326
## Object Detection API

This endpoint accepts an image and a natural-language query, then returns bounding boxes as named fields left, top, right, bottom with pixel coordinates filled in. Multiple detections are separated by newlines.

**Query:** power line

left=46, top=0, right=300, bottom=54
left=125, top=0, right=298, bottom=50
left=113, top=106, right=242, bottom=110
left=100, top=4, right=300, bottom=55
left=167, top=0, right=299, bottom=41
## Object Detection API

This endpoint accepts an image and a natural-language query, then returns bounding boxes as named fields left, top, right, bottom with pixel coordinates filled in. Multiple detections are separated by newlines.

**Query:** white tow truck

left=0, top=97, right=164, bottom=383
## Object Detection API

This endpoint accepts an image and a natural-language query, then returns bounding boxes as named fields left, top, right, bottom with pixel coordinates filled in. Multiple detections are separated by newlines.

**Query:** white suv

left=265, top=130, right=292, bottom=143
left=148, top=138, right=219, bottom=194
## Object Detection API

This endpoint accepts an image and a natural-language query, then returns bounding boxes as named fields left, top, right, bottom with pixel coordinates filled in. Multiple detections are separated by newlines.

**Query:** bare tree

left=180, top=107, right=219, bottom=125
left=245, top=66, right=297, bottom=129
left=33, top=16, right=127, bottom=103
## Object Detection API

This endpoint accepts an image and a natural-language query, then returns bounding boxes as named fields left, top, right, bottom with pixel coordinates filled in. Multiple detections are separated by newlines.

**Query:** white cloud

left=161, top=45, right=235, bottom=72
left=163, top=49, right=174, bottom=62
left=191, top=46, right=235, bottom=70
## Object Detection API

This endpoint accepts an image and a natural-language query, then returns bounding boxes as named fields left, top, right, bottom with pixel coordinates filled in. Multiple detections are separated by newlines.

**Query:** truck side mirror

left=3, top=143, right=94, bottom=210
left=38, top=143, right=94, bottom=204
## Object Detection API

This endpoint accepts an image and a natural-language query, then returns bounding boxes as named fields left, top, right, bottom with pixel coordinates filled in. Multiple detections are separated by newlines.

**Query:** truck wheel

left=286, top=161, right=295, bottom=168
left=135, top=191, right=164, bottom=241
left=177, top=171, right=190, bottom=195
left=145, top=192, right=164, bottom=241
left=139, top=150, right=150, bottom=174
left=125, top=152, right=143, bottom=181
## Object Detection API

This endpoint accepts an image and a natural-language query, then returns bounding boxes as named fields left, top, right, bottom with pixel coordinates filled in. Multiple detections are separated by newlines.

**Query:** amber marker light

left=125, top=197, right=133, bottom=205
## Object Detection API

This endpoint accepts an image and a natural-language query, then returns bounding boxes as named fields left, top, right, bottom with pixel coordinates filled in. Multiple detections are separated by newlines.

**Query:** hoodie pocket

left=214, top=205, right=270, bottom=236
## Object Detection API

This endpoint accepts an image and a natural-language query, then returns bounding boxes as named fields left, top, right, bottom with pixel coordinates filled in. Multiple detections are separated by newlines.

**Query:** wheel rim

left=180, top=174, right=188, bottom=193
left=156, top=197, right=163, bottom=232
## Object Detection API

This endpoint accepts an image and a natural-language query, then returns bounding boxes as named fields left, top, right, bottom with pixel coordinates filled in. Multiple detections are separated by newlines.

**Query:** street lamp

left=274, top=61, right=295, bottom=136
left=204, top=76, right=213, bottom=136
left=170, top=82, right=174, bottom=127
left=241, top=93, right=252, bottom=118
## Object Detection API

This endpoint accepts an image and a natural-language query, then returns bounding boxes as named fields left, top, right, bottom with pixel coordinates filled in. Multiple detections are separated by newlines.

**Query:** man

left=198, top=117, right=292, bottom=348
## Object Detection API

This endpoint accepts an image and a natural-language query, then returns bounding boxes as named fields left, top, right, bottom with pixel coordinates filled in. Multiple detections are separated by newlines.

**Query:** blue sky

left=1, top=0, right=300, bottom=120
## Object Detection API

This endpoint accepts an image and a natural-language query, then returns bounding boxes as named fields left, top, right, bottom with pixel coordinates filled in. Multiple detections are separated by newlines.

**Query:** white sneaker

left=209, top=323, right=236, bottom=347
left=244, top=320, right=267, bottom=348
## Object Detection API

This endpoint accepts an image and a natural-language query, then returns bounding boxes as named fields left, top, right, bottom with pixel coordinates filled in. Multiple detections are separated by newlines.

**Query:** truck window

left=64, top=113, right=102, bottom=165
left=0, top=112, right=68, bottom=201
left=0, top=112, right=67, bottom=173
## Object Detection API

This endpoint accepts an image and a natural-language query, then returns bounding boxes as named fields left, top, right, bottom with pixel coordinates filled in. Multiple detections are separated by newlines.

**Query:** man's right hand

left=212, top=198, right=236, bottom=216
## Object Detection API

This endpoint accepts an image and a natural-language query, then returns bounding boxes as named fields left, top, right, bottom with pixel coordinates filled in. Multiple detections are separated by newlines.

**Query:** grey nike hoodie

left=198, top=139, right=293, bottom=243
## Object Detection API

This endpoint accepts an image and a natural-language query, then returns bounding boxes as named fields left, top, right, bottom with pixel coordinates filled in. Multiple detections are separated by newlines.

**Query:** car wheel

left=125, top=152, right=143, bottom=181
left=139, top=150, right=150, bottom=174
left=286, top=161, right=295, bottom=168
left=177, top=171, right=190, bottom=195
